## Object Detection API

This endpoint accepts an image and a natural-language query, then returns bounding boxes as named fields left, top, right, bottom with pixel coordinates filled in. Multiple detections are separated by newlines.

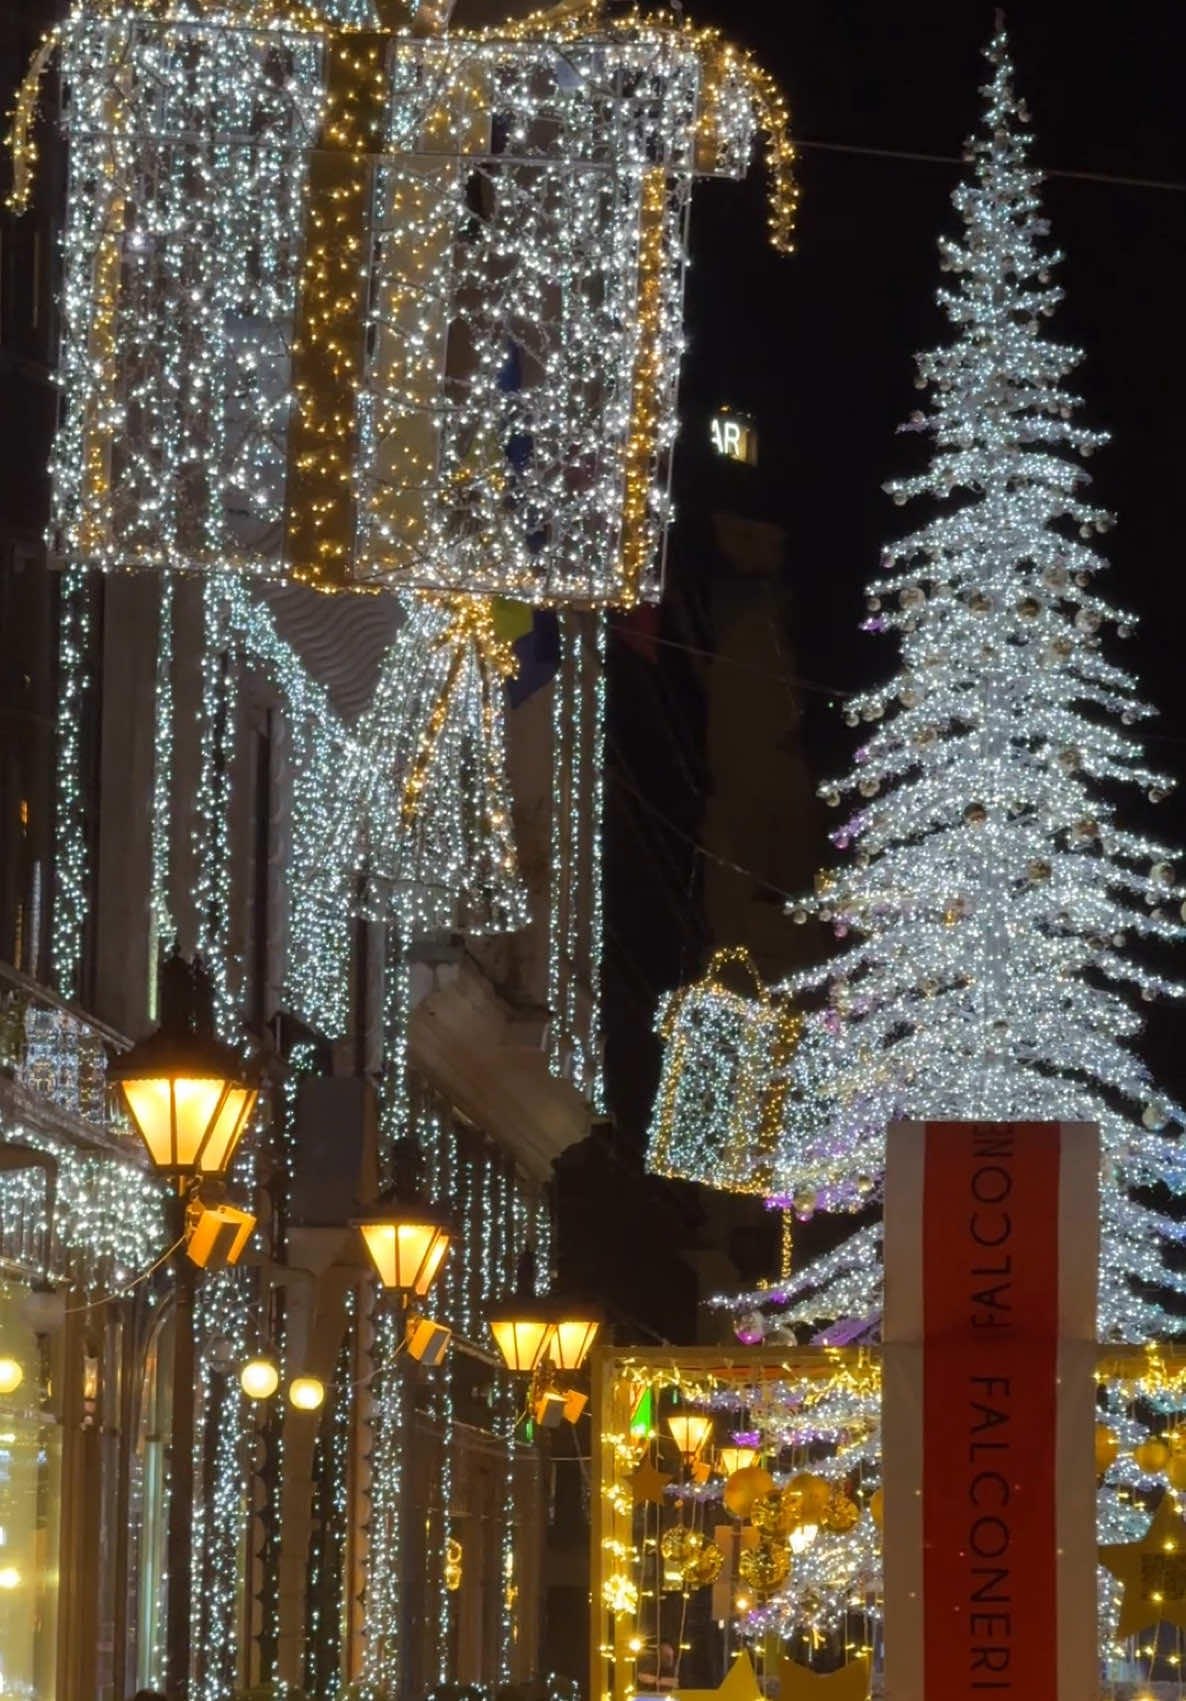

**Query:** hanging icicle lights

left=11, top=3, right=795, bottom=608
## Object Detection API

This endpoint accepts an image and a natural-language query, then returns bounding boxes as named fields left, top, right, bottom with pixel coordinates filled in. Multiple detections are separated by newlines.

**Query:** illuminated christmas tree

left=775, top=25, right=1186, bottom=1344
left=675, top=29, right=1186, bottom=1672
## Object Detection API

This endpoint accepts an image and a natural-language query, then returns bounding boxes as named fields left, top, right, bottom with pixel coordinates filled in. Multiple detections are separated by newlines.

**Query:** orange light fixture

left=667, top=1411, right=713, bottom=1464
left=489, top=1312, right=555, bottom=1374
left=354, top=1140, right=453, bottom=1301
left=357, top=1212, right=451, bottom=1298
left=547, top=1312, right=601, bottom=1372
left=717, top=1446, right=758, bottom=1477
left=111, top=955, right=257, bottom=1180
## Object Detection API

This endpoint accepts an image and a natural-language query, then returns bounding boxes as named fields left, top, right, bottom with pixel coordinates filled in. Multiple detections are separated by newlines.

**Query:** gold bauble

left=1094, top=1425, right=1119, bottom=1473
left=1167, top=1456, right=1186, bottom=1493
left=783, top=1473, right=831, bottom=1526
left=821, top=1487, right=860, bottom=1533
left=723, top=1465, right=775, bottom=1519
left=737, top=1541, right=790, bottom=1595
left=869, top=1488, right=884, bottom=1530
left=683, top=1544, right=724, bottom=1589
left=751, top=1491, right=790, bottom=1537
left=659, top=1526, right=704, bottom=1569
left=1134, top=1438, right=1171, bottom=1475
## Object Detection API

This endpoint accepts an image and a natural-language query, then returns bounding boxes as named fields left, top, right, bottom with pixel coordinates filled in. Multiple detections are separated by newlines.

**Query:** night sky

left=624, top=0, right=1186, bottom=1106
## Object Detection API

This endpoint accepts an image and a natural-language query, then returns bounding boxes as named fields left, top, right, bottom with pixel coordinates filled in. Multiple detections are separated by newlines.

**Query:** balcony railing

left=0, top=960, right=134, bottom=1152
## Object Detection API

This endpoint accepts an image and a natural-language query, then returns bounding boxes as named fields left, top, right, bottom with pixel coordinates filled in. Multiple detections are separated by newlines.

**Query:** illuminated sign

left=709, top=410, right=757, bottom=465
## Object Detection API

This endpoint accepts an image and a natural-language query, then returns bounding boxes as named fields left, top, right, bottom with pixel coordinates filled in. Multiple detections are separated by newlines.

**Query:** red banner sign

left=883, top=1121, right=1097, bottom=1701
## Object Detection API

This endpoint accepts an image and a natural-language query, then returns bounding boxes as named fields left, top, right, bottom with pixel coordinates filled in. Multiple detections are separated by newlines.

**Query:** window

left=0, top=1282, right=61, bottom=1699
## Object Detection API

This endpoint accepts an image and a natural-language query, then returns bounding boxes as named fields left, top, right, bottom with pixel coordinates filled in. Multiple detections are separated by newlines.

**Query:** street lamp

left=109, top=954, right=258, bottom=1182
left=667, top=1411, right=713, bottom=1467
left=353, top=1140, right=453, bottom=1304
left=110, top=953, right=258, bottom=1701
left=488, top=1249, right=602, bottom=1416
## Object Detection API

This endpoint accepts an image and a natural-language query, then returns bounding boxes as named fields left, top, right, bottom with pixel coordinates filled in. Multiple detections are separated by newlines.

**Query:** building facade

left=0, top=10, right=606, bottom=1687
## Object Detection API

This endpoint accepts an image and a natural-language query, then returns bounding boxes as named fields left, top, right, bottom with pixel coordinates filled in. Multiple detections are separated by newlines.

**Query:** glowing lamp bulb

left=288, top=1376, right=326, bottom=1412
left=0, top=1358, right=23, bottom=1396
left=240, top=1355, right=280, bottom=1401
left=0, top=1566, right=20, bottom=1590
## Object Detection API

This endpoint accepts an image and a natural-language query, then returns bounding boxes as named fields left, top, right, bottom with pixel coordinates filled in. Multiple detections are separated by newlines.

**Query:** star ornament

left=629, top=1457, right=673, bottom=1505
left=673, top=1650, right=762, bottom=1701
left=778, top=1654, right=871, bottom=1700
left=1100, top=1493, right=1186, bottom=1639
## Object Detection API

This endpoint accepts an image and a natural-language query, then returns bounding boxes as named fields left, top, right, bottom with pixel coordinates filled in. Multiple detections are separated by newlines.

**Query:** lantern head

left=353, top=1140, right=453, bottom=1301
left=110, top=954, right=257, bottom=1180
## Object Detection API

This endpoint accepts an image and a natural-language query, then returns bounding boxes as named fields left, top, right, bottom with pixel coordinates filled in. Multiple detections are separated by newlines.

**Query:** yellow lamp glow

left=119, top=1075, right=257, bottom=1177
left=0, top=1357, right=23, bottom=1396
left=0, top=1566, right=20, bottom=1590
left=357, top=1214, right=452, bottom=1298
left=240, top=1355, right=280, bottom=1401
left=547, top=1314, right=601, bottom=1372
left=111, top=956, right=258, bottom=1180
left=185, top=1199, right=256, bottom=1270
left=489, top=1314, right=555, bottom=1374
left=288, top=1376, right=326, bottom=1412
left=717, top=1446, right=758, bottom=1477
left=667, top=1411, right=713, bottom=1463
left=788, top=1522, right=819, bottom=1555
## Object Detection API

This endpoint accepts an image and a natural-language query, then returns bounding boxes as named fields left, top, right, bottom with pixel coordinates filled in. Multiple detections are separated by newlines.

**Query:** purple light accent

left=734, top=1325, right=763, bottom=1346
left=731, top=1430, right=761, bottom=1448
left=764, top=1195, right=791, bottom=1211
left=812, top=1313, right=880, bottom=1346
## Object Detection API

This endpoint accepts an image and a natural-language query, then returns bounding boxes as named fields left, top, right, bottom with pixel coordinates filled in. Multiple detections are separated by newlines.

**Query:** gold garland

left=5, top=25, right=62, bottom=215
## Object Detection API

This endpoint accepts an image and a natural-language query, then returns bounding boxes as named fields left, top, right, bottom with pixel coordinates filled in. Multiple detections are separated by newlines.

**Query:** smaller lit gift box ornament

left=646, top=948, right=803, bottom=1196
left=11, top=0, right=796, bottom=609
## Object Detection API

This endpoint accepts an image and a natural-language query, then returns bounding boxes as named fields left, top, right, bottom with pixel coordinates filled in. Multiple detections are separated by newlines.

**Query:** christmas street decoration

left=629, top=1457, right=674, bottom=1505
left=1100, top=1493, right=1186, bottom=1640
left=11, top=1, right=796, bottom=607
left=673, top=22, right=1186, bottom=1667
left=647, top=949, right=802, bottom=1196
left=331, top=594, right=528, bottom=934
left=770, top=21, right=1186, bottom=1341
